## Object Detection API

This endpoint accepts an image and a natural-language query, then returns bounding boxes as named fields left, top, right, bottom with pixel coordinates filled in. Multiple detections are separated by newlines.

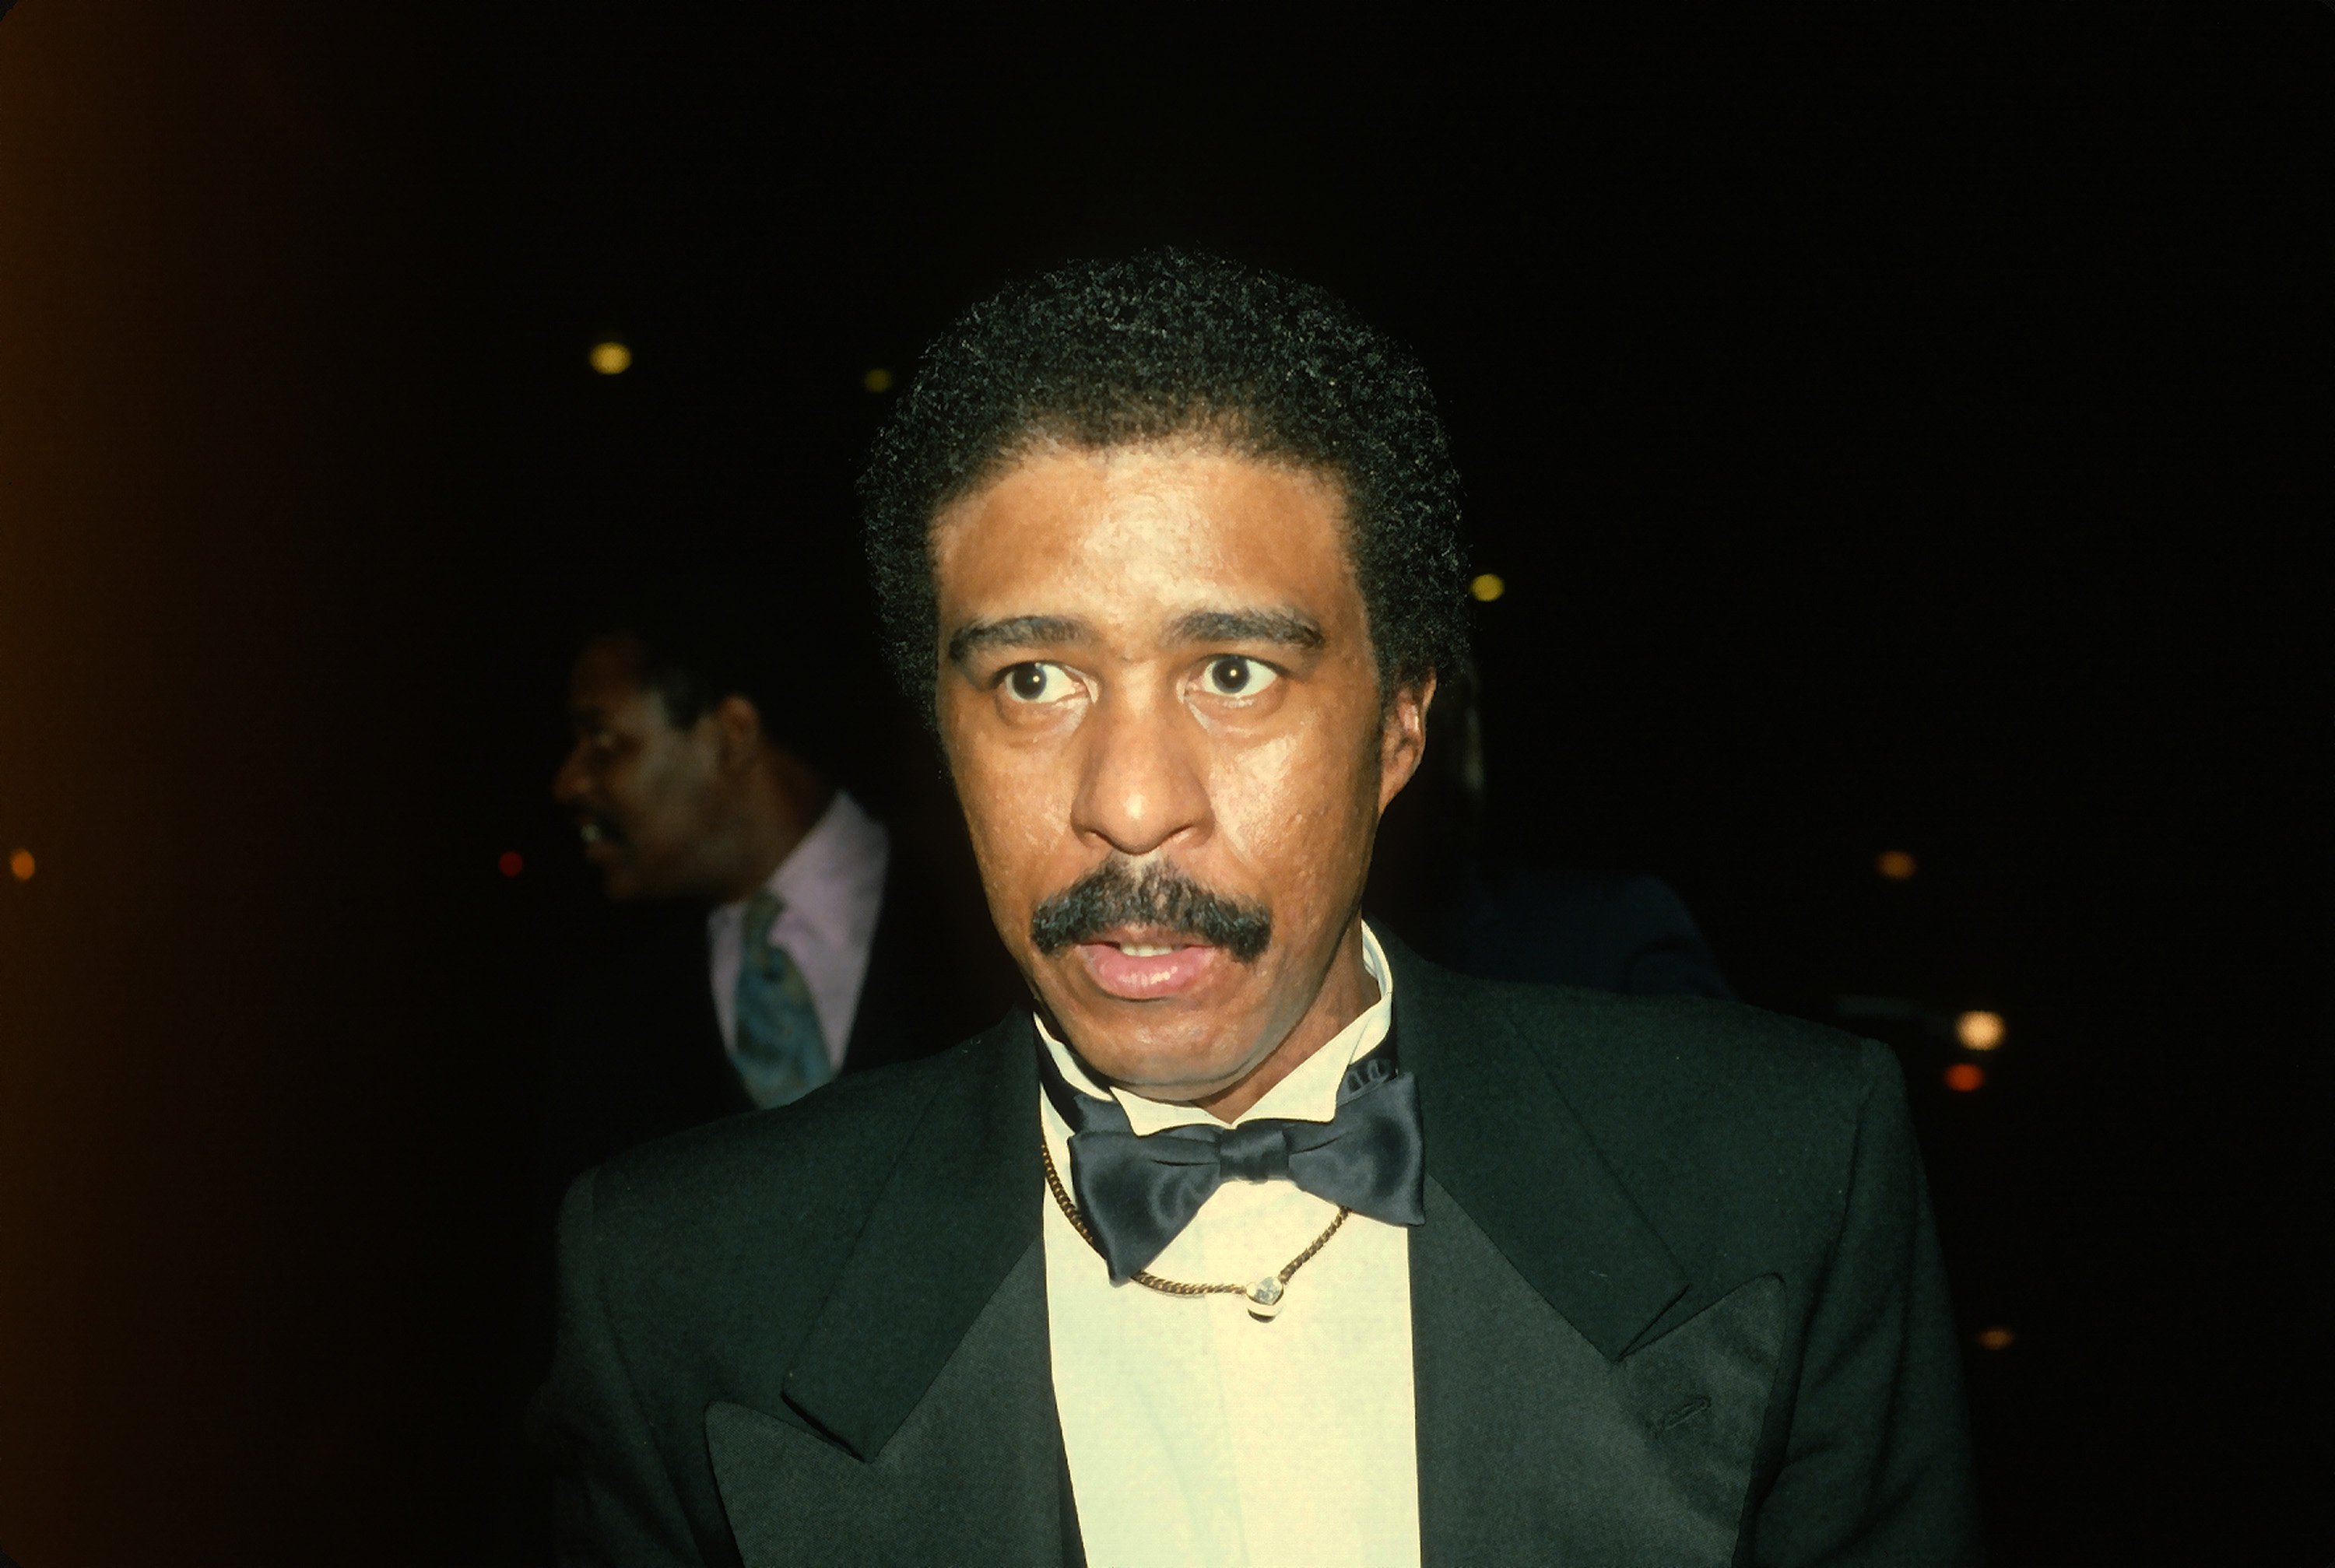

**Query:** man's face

left=933, top=442, right=1430, bottom=1104
left=552, top=635, right=730, bottom=901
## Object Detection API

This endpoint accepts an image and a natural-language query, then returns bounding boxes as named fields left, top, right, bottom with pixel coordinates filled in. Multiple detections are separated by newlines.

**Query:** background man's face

left=934, top=442, right=1427, bottom=1102
left=552, top=635, right=729, bottom=900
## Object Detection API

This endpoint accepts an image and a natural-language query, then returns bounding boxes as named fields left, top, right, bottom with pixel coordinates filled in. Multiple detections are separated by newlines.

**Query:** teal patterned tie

left=732, top=889, right=835, bottom=1109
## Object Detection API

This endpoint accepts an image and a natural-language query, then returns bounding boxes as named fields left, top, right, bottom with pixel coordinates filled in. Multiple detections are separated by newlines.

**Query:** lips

left=575, top=816, right=623, bottom=861
left=1074, top=931, right=1224, bottom=1000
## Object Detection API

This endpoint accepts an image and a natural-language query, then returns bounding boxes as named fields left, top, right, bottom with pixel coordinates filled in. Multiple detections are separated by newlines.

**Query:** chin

left=1060, top=998, right=1268, bottom=1097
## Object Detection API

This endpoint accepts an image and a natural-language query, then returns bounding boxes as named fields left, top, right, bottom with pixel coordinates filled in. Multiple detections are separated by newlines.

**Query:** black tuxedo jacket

left=537, top=938, right=1980, bottom=1566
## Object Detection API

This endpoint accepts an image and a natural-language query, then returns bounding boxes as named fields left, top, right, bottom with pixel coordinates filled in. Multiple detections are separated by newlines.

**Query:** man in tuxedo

left=537, top=579, right=1017, bottom=1194
left=538, top=254, right=1980, bottom=1565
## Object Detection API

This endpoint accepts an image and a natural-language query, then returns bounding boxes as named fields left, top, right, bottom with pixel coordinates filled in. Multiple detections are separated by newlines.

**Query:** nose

left=1069, top=681, right=1211, bottom=859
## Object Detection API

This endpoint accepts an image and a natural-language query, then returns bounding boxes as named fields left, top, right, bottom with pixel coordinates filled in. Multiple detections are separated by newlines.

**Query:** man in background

left=503, top=575, right=1017, bottom=1561
left=539, top=576, right=1019, bottom=1193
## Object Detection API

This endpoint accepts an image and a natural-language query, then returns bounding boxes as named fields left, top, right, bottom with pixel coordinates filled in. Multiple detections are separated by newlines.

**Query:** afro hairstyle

left=859, top=249, right=1470, bottom=719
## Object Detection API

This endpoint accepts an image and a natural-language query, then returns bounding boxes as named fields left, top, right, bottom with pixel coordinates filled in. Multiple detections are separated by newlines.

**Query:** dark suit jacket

left=536, top=936, right=1979, bottom=1566
left=533, top=843, right=1024, bottom=1212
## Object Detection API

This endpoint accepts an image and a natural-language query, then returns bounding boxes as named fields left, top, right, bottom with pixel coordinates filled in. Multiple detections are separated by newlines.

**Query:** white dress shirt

left=1040, top=921, right=1421, bottom=1568
left=705, top=790, right=890, bottom=1072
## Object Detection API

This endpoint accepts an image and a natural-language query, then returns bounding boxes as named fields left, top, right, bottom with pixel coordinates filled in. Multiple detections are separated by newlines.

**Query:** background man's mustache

left=1030, top=860, right=1273, bottom=963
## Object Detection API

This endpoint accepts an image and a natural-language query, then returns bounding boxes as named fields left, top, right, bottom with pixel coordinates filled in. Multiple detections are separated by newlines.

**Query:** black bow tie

left=1035, top=1030, right=1427, bottom=1284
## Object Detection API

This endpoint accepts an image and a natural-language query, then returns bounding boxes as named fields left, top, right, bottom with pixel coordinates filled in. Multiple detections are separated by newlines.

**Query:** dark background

left=1, top=4, right=2327, bottom=1564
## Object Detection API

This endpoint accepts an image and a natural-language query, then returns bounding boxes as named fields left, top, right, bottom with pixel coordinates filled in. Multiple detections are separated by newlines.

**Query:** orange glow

left=1943, top=1063, right=1986, bottom=1093
left=497, top=851, right=524, bottom=878
left=589, top=341, right=631, bottom=375
left=862, top=367, right=894, bottom=393
left=1956, top=1010, right=2006, bottom=1051
left=1975, top=1327, right=2017, bottom=1352
left=1876, top=849, right=1918, bottom=881
left=8, top=848, right=32, bottom=882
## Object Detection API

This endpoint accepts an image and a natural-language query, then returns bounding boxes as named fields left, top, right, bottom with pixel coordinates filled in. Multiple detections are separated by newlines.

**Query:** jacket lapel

left=1410, top=1180, right=1782, bottom=1565
left=709, top=1016, right=1071, bottom=1565
left=1389, top=931, right=1689, bottom=1356
left=711, top=1243, right=1069, bottom=1568
left=1387, top=934, right=1785, bottom=1564
left=783, top=1015, right=1046, bottom=1452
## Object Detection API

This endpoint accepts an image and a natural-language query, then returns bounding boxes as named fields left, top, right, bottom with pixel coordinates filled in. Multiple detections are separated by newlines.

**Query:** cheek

left=1211, top=724, right=1379, bottom=903
left=618, top=747, right=711, bottom=840
left=946, top=724, right=1075, bottom=905
left=597, top=757, right=655, bottom=822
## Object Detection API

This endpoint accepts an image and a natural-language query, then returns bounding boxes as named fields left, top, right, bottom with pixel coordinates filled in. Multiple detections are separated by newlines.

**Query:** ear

left=1375, top=673, right=1437, bottom=815
left=710, top=694, right=765, bottom=773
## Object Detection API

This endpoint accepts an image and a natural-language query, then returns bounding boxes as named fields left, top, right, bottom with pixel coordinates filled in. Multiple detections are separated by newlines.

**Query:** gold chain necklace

left=1040, top=1138, right=1350, bottom=1321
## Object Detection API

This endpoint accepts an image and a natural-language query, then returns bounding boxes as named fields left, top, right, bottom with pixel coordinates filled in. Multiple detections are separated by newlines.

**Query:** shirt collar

left=1036, top=920, right=1394, bottom=1135
left=711, top=788, right=887, bottom=939
left=768, top=789, right=886, bottom=918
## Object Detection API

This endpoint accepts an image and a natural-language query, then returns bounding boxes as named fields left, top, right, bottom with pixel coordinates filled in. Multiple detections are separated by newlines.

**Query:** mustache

left=1029, top=859, right=1273, bottom=965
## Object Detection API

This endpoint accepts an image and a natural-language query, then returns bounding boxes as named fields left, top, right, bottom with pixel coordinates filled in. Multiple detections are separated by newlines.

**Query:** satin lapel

left=1410, top=1180, right=1782, bottom=1566
left=781, top=1015, right=1048, bottom=1459
left=711, top=1241, right=1069, bottom=1568
left=1385, top=931, right=1689, bottom=1358
left=1386, top=931, right=1793, bottom=1563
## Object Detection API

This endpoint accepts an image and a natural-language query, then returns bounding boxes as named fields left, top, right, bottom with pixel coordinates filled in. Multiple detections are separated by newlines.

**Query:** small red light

left=1943, top=1063, right=1985, bottom=1093
left=497, top=851, right=524, bottom=878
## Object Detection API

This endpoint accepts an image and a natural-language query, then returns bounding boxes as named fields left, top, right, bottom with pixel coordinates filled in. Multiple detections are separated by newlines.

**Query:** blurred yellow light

left=1956, top=1010, right=2006, bottom=1051
left=8, top=848, right=31, bottom=882
left=1975, top=1326, right=2016, bottom=1352
left=862, top=367, right=894, bottom=394
left=1876, top=849, right=1918, bottom=881
left=589, top=341, right=632, bottom=375
left=1469, top=573, right=1505, bottom=602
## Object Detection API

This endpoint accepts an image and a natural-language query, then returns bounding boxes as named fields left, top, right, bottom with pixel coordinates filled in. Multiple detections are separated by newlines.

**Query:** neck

left=709, top=756, right=835, bottom=905
left=1187, top=919, right=1378, bottom=1123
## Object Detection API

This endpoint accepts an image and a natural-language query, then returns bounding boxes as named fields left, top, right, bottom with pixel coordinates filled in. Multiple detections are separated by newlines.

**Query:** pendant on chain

left=1041, top=1138, right=1347, bottom=1324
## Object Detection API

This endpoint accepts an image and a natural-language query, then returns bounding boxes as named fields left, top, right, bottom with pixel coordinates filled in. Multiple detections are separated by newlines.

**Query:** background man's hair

left=576, top=573, right=852, bottom=778
left=859, top=249, right=1471, bottom=717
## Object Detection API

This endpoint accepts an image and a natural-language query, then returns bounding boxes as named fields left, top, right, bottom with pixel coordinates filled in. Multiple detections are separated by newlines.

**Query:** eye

left=1000, top=661, right=1076, bottom=704
left=1199, top=655, right=1280, bottom=697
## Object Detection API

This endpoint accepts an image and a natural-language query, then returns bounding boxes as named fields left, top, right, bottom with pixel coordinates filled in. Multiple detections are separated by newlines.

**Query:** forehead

left=931, top=444, right=1357, bottom=634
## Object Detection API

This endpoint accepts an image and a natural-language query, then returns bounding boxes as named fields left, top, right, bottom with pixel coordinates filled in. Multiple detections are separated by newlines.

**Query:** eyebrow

left=946, top=607, right=1328, bottom=670
left=1166, top=609, right=1326, bottom=651
left=946, top=615, right=1093, bottom=669
left=939, top=606, right=1326, bottom=667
